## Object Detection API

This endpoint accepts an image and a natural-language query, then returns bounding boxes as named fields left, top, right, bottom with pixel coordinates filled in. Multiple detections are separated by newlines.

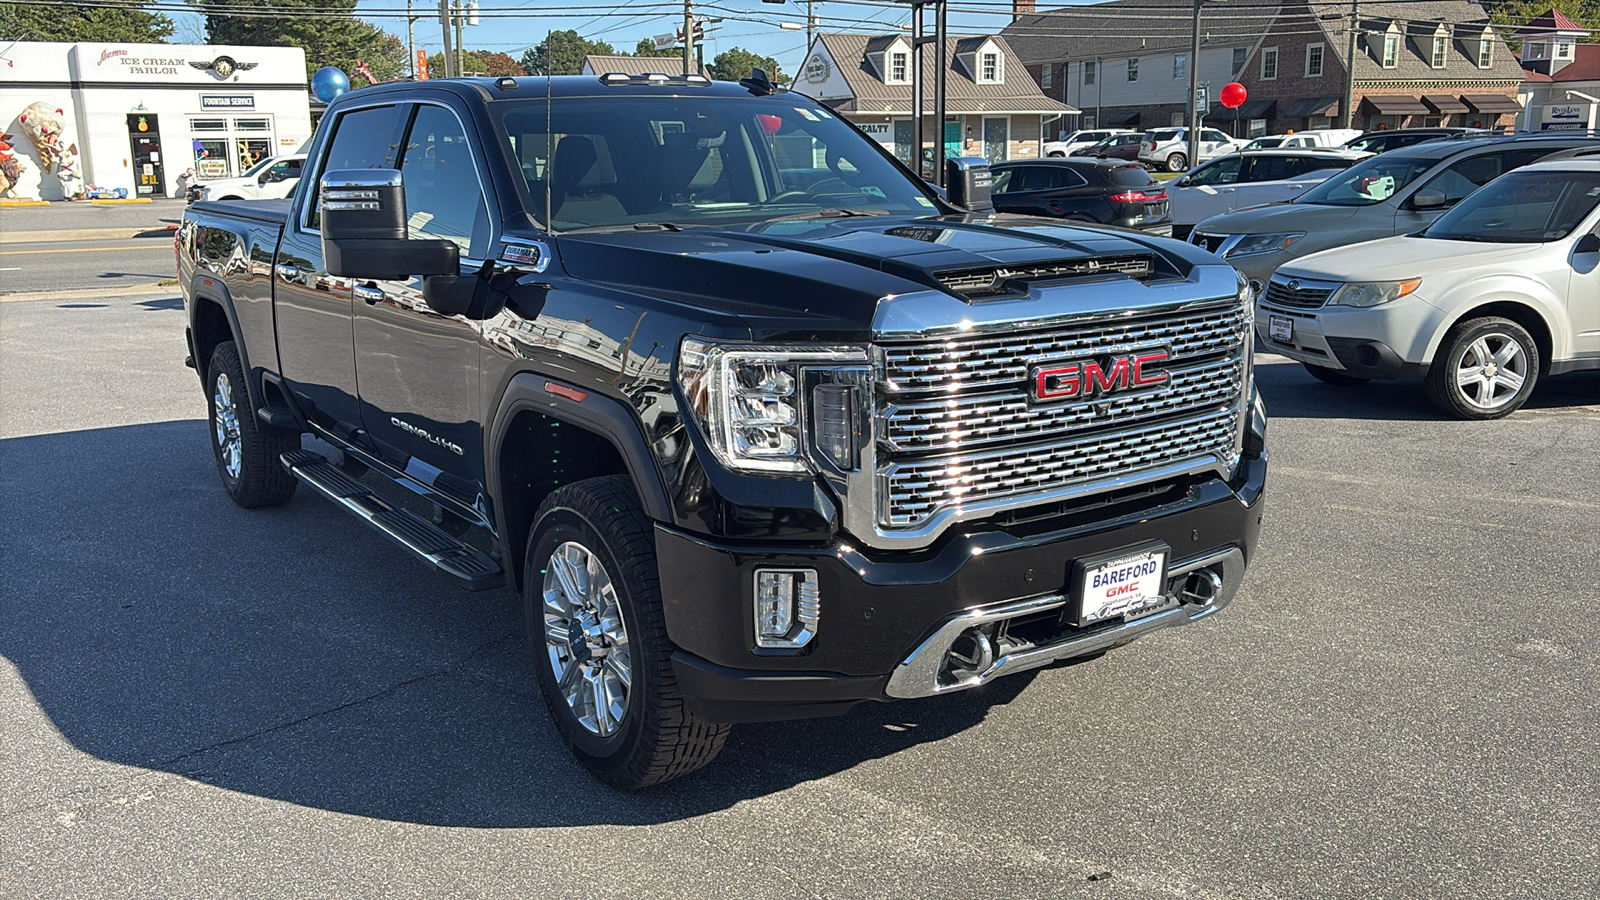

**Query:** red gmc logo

left=1030, top=350, right=1170, bottom=402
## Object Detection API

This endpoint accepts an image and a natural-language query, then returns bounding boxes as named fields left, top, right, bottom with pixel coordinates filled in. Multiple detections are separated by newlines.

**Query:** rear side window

left=305, top=104, right=402, bottom=229
left=1149, top=130, right=1180, bottom=143
left=1420, top=153, right=1502, bottom=205
left=1106, top=165, right=1158, bottom=187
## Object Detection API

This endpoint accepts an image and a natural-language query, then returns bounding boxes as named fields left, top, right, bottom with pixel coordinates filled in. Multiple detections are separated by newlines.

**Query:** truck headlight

left=677, top=337, right=868, bottom=475
left=1328, top=278, right=1420, bottom=308
left=1224, top=232, right=1305, bottom=258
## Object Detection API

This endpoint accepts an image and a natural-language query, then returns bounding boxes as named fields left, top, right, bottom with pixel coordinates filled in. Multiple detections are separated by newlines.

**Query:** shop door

left=983, top=117, right=1008, bottom=162
left=893, top=119, right=912, bottom=163
left=127, top=114, right=165, bottom=196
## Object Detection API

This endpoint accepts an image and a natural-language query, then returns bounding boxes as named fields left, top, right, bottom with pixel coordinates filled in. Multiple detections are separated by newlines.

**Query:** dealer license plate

left=1269, top=315, right=1293, bottom=342
left=1071, top=544, right=1170, bottom=626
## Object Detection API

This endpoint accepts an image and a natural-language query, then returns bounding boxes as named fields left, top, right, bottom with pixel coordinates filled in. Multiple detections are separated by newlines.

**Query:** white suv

left=1138, top=128, right=1243, bottom=173
left=1258, top=158, right=1600, bottom=419
left=1042, top=129, right=1136, bottom=157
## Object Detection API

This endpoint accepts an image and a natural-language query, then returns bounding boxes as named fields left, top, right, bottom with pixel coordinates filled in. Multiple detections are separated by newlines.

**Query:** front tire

left=524, top=475, right=729, bottom=789
left=1165, top=152, right=1188, bottom=173
left=206, top=341, right=299, bottom=508
left=1302, top=362, right=1370, bottom=386
left=1425, top=317, right=1539, bottom=419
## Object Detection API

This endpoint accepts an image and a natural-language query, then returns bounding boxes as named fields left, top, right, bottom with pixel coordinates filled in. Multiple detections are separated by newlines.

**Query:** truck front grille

left=872, top=295, right=1248, bottom=532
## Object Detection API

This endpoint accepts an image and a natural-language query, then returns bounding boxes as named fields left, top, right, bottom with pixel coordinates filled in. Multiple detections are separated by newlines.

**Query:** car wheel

left=1165, top=152, right=1188, bottom=173
left=1047, top=152, right=1065, bottom=158
left=1424, top=317, right=1539, bottom=420
left=206, top=341, right=300, bottom=508
left=524, top=475, right=729, bottom=789
left=1302, top=362, right=1369, bottom=386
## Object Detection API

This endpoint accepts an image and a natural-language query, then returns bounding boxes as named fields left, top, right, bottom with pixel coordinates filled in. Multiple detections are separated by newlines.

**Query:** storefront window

left=194, top=138, right=230, bottom=178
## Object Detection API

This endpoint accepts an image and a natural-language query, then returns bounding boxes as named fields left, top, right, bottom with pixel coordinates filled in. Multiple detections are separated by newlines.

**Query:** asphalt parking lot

left=2, top=290, right=1597, bottom=898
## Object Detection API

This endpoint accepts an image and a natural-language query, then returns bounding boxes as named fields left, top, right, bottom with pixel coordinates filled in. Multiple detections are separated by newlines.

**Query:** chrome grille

left=1192, top=232, right=1228, bottom=254
left=1263, top=278, right=1335, bottom=310
left=883, top=410, right=1240, bottom=527
left=878, top=298, right=1246, bottom=394
left=883, top=356, right=1241, bottom=453
left=936, top=256, right=1154, bottom=298
left=872, top=294, right=1249, bottom=532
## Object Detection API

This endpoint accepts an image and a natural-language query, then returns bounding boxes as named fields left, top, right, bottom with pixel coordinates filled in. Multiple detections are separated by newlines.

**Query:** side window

left=399, top=104, right=490, bottom=256
left=1203, top=130, right=1229, bottom=143
left=1186, top=156, right=1242, bottom=185
left=305, top=104, right=402, bottom=229
left=1057, top=167, right=1088, bottom=188
left=1501, top=147, right=1561, bottom=171
left=1012, top=166, right=1059, bottom=192
left=1421, top=154, right=1502, bottom=206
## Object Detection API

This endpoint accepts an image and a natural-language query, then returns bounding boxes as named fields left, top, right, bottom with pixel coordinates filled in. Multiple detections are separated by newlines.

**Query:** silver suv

left=1138, top=127, right=1243, bottom=173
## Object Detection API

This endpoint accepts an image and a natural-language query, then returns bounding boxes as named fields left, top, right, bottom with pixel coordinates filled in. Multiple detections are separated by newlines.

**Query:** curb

left=0, top=284, right=178, bottom=303
left=0, top=227, right=176, bottom=244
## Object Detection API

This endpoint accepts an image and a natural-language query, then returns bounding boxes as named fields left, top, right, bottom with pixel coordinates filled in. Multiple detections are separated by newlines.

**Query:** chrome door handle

left=353, top=284, right=386, bottom=305
left=275, top=263, right=299, bottom=282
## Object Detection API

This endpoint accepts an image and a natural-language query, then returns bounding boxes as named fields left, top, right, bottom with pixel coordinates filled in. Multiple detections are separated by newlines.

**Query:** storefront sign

left=858, top=122, right=894, bottom=146
left=804, top=54, right=831, bottom=84
left=1541, top=103, right=1591, bottom=131
left=197, top=158, right=229, bottom=178
left=201, top=94, right=256, bottom=110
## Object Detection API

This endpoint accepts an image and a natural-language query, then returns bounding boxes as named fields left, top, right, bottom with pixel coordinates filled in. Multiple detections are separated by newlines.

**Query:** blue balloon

left=312, top=66, right=350, bottom=103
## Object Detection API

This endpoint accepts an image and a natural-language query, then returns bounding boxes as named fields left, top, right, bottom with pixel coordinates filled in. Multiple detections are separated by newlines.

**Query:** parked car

left=1042, top=128, right=1136, bottom=157
left=1258, top=158, right=1600, bottom=418
left=1241, top=129, right=1362, bottom=150
left=1138, top=127, right=1244, bottom=173
left=1071, top=132, right=1146, bottom=162
left=1190, top=133, right=1600, bottom=291
left=193, top=154, right=307, bottom=202
left=989, top=158, right=1171, bottom=233
left=1340, top=128, right=1478, bottom=155
left=1169, top=148, right=1368, bottom=239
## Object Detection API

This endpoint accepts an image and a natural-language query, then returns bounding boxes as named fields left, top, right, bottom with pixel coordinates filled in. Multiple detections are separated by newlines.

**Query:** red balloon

left=757, top=114, right=783, bottom=135
left=1220, top=82, right=1248, bottom=109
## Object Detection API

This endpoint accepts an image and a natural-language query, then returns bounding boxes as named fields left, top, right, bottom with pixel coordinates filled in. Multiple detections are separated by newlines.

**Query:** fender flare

left=187, top=275, right=268, bottom=414
left=486, top=372, right=675, bottom=531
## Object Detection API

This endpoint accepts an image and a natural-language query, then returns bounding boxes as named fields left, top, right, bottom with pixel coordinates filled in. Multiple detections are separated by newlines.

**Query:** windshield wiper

left=762, top=207, right=892, bottom=223
left=560, top=221, right=690, bottom=234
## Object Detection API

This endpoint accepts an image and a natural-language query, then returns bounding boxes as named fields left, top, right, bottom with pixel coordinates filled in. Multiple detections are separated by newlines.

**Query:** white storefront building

left=0, top=42, right=312, bottom=200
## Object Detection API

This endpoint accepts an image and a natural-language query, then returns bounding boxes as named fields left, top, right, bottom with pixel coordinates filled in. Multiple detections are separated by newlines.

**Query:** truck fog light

left=754, top=568, right=819, bottom=649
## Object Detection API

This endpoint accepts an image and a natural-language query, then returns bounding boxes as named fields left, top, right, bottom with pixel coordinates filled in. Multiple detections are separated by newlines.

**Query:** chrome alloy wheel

left=542, top=540, right=632, bottom=737
left=212, top=371, right=243, bottom=481
left=1453, top=332, right=1527, bottom=411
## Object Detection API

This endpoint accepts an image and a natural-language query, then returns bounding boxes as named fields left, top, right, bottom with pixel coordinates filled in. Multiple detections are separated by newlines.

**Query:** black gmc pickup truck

left=178, top=73, right=1267, bottom=788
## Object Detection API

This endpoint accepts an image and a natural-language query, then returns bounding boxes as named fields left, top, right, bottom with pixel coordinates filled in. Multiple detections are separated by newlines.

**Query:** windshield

left=1294, top=155, right=1439, bottom=206
left=1245, top=138, right=1285, bottom=150
left=239, top=156, right=276, bottom=178
left=494, top=95, right=939, bottom=230
left=1423, top=170, right=1600, bottom=243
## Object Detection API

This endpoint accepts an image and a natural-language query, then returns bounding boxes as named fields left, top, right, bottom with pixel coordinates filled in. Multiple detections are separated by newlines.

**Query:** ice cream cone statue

left=18, top=102, right=85, bottom=199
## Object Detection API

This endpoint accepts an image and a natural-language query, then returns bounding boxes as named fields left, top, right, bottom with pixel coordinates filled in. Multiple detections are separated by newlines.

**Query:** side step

left=280, top=449, right=505, bottom=591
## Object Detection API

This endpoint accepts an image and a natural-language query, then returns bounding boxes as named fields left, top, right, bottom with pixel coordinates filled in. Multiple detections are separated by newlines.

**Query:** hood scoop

left=936, top=254, right=1156, bottom=299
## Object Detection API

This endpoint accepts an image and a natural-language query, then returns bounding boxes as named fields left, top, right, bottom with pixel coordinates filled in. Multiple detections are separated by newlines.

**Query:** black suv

left=989, top=158, right=1171, bottom=233
left=1342, top=127, right=1480, bottom=154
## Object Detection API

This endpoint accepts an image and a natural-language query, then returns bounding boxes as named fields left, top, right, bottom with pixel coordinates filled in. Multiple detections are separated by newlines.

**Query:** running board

left=280, top=449, right=504, bottom=591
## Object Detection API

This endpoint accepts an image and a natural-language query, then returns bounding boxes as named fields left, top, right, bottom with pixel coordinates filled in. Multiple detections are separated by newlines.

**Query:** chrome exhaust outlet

left=1180, top=568, right=1224, bottom=608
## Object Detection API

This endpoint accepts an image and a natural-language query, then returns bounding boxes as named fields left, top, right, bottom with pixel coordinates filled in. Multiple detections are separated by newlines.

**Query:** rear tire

left=524, top=475, right=729, bottom=789
left=1302, top=362, right=1370, bottom=386
left=1424, top=316, right=1539, bottom=420
left=206, top=341, right=299, bottom=508
left=1165, top=152, right=1188, bottom=173
left=1047, top=151, right=1065, bottom=158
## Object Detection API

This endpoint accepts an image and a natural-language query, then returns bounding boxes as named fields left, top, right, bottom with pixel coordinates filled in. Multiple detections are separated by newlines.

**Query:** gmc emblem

left=1030, top=350, right=1170, bottom=402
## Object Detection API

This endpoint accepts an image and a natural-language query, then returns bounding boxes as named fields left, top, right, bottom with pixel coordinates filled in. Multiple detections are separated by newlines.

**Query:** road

left=0, top=235, right=176, bottom=296
left=1, top=292, right=1597, bottom=898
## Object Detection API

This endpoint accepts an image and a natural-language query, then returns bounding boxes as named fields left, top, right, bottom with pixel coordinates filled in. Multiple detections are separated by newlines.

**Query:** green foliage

left=0, top=2, right=174, bottom=42
left=198, top=0, right=407, bottom=82
left=634, top=38, right=682, bottom=59
left=427, top=50, right=528, bottom=78
left=708, top=47, right=785, bottom=84
left=518, top=30, right=616, bottom=76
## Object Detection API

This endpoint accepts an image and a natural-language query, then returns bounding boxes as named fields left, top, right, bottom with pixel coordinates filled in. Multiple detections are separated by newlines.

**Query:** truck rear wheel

left=206, top=341, right=299, bottom=508
left=523, top=475, right=729, bottom=789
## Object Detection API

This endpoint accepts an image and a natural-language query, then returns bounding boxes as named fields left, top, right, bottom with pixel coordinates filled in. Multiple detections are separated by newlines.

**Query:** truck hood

left=551, top=214, right=1220, bottom=337
left=1277, top=234, right=1546, bottom=283
left=1196, top=201, right=1362, bottom=235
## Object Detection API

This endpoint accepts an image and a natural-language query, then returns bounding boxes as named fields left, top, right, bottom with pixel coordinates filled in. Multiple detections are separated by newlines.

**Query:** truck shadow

left=1254, top=351, right=1600, bottom=421
left=0, top=421, right=1039, bottom=827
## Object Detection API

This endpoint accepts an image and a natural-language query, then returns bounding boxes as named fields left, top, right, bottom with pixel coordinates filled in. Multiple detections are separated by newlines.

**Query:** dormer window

left=1382, top=32, right=1399, bottom=68
left=1431, top=31, right=1448, bottom=68
left=1478, top=30, right=1493, bottom=68
left=980, top=50, right=1002, bottom=83
left=890, top=50, right=908, bottom=83
left=1527, top=41, right=1548, bottom=60
left=1557, top=40, right=1574, bottom=59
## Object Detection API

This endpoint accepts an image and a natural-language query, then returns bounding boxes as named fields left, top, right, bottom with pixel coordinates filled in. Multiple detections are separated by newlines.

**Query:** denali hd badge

left=1030, top=349, right=1170, bottom=403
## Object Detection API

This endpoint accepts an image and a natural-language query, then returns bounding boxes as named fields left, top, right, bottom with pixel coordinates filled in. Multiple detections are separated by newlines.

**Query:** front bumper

left=1255, top=298, right=1434, bottom=378
left=659, top=451, right=1267, bottom=723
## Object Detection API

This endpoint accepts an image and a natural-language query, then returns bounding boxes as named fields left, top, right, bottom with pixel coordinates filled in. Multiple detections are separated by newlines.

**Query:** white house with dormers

left=797, top=32, right=1075, bottom=163
left=1517, top=9, right=1600, bottom=131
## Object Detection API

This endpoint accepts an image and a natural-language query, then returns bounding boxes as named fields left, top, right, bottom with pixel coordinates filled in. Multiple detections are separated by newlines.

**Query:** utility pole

left=1185, top=0, right=1202, bottom=172
left=454, top=0, right=465, bottom=76
left=407, top=0, right=416, bottom=78
left=806, top=0, right=816, bottom=54
left=684, top=0, right=695, bottom=75
left=1343, top=0, right=1359, bottom=129
left=438, top=0, right=454, bottom=77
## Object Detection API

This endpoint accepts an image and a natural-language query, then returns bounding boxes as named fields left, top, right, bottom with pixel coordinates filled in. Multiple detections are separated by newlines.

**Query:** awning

left=1205, top=98, right=1277, bottom=120
left=1422, top=94, right=1469, bottom=114
left=1110, top=110, right=1142, bottom=127
left=1362, top=95, right=1431, bottom=115
left=1286, top=96, right=1340, bottom=118
left=1461, top=94, right=1524, bottom=113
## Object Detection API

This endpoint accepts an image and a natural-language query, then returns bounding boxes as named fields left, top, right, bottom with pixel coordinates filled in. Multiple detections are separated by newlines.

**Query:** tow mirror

left=945, top=156, right=993, bottom=212
left=1410, top=188, right=1447, bottom=210
left=1575, top=232, right=1600, bottom=254
left=320, top=168, right=459, bottom=281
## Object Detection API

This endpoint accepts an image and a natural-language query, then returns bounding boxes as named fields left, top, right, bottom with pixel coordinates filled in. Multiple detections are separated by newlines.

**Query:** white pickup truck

left=193, top=154, right=306, bottom=202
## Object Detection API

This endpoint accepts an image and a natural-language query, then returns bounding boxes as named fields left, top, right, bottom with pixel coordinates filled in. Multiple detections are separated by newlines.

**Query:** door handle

left=353, top=284, right=386, bottom=305
left=275, top=263, right=299, bottom=282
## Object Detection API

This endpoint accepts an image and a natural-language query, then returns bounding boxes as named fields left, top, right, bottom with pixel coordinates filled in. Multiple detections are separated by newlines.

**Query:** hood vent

left=936, top=255, right=1156, bottom=298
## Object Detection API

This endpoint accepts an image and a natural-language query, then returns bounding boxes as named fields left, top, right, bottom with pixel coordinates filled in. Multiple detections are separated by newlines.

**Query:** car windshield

left=493, top=95, right=938, bottom=230
left=1422, top=170, right=1600, bottom=243
left=240, top=156, right=277, bottom=177
left=1294, top=155, right=1439, bottom=206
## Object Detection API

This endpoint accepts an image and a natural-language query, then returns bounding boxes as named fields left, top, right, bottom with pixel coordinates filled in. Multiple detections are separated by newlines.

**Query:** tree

left=198, top=0, right=408, bottom=82
left=0, top=2, right=173, bottom=42
left=634, top=38, right=682, bottom=59
left=709, top=48, right=784, bottom=84
left=428, top=50, right=528, bottom=78
left=519, top=30, right=616, bottom=76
